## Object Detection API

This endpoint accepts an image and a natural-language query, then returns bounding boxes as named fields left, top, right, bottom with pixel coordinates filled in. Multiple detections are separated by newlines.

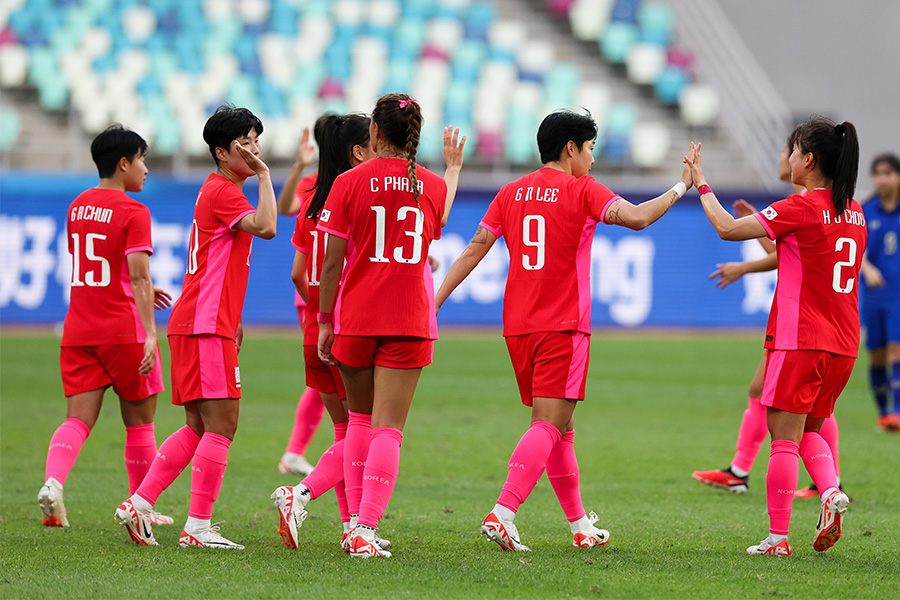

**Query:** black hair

left=202, top=104, right=264, bottom=165
left=90, top=124, right=148, bottom=178
left=537, top=110, right=598, bottom=164
left=791, top=116, right=859, bottom=214
left=870, top=152, right=900, bottom=176
left=306, top=113, right=371, bottom=222
left=372, top=93, right=422, bottom=202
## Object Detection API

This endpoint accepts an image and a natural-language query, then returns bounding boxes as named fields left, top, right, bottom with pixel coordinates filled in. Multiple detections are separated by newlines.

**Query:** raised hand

left=732, top=199, right=757, bottom=218
left=234, top=140, right=269, bottom=176
left=296, top=127, right=315, bottom=169
left=683, top=141, right=704, bottom=185
left=443, top=126, right=466, bottom=171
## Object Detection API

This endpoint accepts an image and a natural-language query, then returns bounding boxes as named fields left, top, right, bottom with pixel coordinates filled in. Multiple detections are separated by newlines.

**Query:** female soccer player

left=692, top=143, right=843, bottom=498
left=314, top=94, right=458, bottom=558
left=686, top=115, right=865, bottom=556
left=115, top=106, right=277, bottom=549
left=277, top=122, right=325, bottom=477
left=860, top=153, right=900, bottom=432
left=435, top=109, right=695, bottom=552
left=272, top=114, right=465, bottom=553
left=40, top=124, right=172, bottom=528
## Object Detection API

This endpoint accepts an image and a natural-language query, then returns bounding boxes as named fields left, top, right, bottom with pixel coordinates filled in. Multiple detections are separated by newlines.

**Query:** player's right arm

left=277, top=127, right=315, bottom=216
left=291, top=250, right=310, bottom=303
left=126, top=251, right=158, bottom=375
left=317, top=233, right=348, bottom=367
left=860, top=255, right=885, bottom=288
left=435, top=226, right=497, bottom=312
left=441, top=126, right=466, bottom=226
left=710, top=252, right=778, bottom=289
left=234, top=141, right=277, bottom=239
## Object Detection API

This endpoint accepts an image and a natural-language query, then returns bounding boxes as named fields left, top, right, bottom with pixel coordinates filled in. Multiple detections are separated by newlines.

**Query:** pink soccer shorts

left=760, top=349, right=855, bottom=417
left=332, top=335, right=433, bottom=369
left=505, top=331, right=591, bottom=406
left=304, top=344, right=346, bottom=396
left=168, top=334, right=241, bottom=405
left=60, top=343, right=164, bottom=401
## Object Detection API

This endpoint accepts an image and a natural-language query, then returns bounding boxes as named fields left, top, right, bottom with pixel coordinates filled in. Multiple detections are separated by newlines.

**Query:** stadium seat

left=630, top=121, right=670, bottom=169
left=600, top=21, right=637, bottom=64
left=679, top=83, right=720, bottom=128
left=654, top=65, right=689, bottom=105
left=0, top=42, right=28, bottom=87
left=637, top=2, right=673, bottom=47
left=0, top=106, right=21, bottom=151
left=569, top=0, right=613, bottom=41
left=626, top=43, right=666, bottom=85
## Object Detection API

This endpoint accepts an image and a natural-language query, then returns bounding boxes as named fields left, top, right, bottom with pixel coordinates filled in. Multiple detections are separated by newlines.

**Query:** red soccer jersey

left=754, top=189, right=867, bottom=357
left=480, top=167, right=620, bottom=337
left=293, top=194, right=334, bottom=346
left=61, top=188, right=155, bottom=346
left=168, top=173, right=256, bottom=340
left=292, top=172, right=318, bottom=308
left=317, top=157, right=447, bottom=338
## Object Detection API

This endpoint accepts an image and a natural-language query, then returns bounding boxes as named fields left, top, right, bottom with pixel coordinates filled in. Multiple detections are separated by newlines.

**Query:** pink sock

left=301, top=438, right=345, bottom=499
left=135, top=425, right=200, bottom=505
left=189, top=432, right=231, bottom=520
left=819, top=415, right=840, bottom=477
left=286, top=387, right=325, bottom=455
left=766, top=440, right=800, bottom=535
left=124, top=423, right=157, bottom=495
left=332, top=422, right=350, bottom=522
left=344, top=412, right=372, bottom=515
left=357, top=427, right=403, bottom=529
left=45, top=418, right=91, bottom=485
left=546, top=431, right=586, bottom=521
left=799, top=432, right=839, bottom=495
left=731, top=396, right=768, bottom=473
left=497, top=421, right=562, bottom=512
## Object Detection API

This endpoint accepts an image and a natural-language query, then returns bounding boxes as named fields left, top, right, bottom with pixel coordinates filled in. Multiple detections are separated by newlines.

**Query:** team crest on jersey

left=762, top=206, right=778, bottom=220
left=320, top=209, right=332, bottom=223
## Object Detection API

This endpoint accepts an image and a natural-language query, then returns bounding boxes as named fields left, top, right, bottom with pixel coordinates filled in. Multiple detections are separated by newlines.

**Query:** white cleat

left=271, top=486, right=308, bottom=549
left=481, top=511, right=531, bottom=551
left=38, top=478, right=69, bottom=527
left=814, top=489, right=849, bottom=552
left=149, top=510, right=174, bottom=526
left=349, top=527, right=392, bottom=558
left=747, top=537, right=792, bottom=556
left=572, top=511, right=610, bottom=548
left=278, top=453, right=315, bottom=476
left=179, top=523, right=244, bottom=549
left=114, top=498, right=158, bottom=546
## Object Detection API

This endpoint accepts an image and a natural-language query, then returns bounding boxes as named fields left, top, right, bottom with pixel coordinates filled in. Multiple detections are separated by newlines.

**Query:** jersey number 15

left=71, top=232, right=110, bottom=287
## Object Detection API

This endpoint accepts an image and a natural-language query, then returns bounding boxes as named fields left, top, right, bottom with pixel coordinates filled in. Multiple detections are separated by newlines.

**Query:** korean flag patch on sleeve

left=761, top=206, right=778, bottom=221
left=320, top=209, right=332, bottom=223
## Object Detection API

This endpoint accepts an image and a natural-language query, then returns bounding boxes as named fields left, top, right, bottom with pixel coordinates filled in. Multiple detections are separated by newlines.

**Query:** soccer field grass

left=1, top=330, right=898, bottom=599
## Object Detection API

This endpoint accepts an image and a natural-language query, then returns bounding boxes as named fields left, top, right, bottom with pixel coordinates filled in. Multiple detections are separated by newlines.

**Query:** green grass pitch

left=1, top=330, right=899, bottom=599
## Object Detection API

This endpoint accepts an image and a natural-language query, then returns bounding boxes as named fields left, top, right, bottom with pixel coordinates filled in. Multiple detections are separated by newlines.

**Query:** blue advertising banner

left=0, top=173, right=783, bottom=328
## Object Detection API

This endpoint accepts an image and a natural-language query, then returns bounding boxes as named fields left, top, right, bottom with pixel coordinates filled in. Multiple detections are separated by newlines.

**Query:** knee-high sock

left=545, top=430, right=586, bottom=522
left=124, top=423, right=157, bottom=495
left=731, top=396, right=768, bottom=474
left=870, top=365, right=889, bottom=415
left=766, top=440, right=799, bottom=536
left=135, top=425, right=200, bottom=505
left=497, top=421, right=562, bottom=513
left=891, top=361, right=900, bottom=415
left=286, top=387, right=325, bottom=455
left=818, top=415, right=840, bottom=478
left=332, top=422, right=350, bottom=522
left=45, top=417, right=91, bottom=485
left=344, top=412, right=372, bottom=515
left=799, top=432, right=838, bottom=497
left=301, top=438, right=345, bottom=499
left=357, top=427, right=403, bottom=529
left=188, top=432, right=231, bottom=520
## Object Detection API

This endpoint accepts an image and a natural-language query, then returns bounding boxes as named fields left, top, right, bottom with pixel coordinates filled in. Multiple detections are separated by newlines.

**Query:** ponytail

left=372, top=93, right=423, bottom=204
left=307, top=113, right=370, bottom=222
left=793, top=116, right=859, bottom=214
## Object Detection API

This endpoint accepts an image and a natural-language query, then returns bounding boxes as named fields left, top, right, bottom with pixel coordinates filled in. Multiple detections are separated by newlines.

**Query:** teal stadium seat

left=600, top=21, right=637, bottom=64
left=543, top=63, right=580, bottom=109
left=638, top=2, right=673, bottom=47
left=0, top=107, right=22, bottom=151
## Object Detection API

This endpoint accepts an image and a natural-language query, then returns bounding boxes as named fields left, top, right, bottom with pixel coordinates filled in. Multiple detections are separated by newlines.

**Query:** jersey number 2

left=71, top=233, right=110, bottom=287
left=832, top=237, right=857, bottom=294
left=370, top=206, right=424, bottom=264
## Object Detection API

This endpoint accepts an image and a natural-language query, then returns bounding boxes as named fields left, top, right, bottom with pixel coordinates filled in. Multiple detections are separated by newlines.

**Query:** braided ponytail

left=404, top=105, right=422, bottom=204
left=372, top=93, right=423, bottom=204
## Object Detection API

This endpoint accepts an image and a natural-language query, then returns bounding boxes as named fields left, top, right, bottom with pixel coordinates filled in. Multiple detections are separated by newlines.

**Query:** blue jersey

left=861, top=196, right=900, bottom=307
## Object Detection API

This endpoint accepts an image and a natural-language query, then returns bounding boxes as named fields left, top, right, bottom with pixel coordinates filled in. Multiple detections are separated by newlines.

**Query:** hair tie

left=835, top=123, right=845, bottom=136
left=399, top=98, right=418, bottom=108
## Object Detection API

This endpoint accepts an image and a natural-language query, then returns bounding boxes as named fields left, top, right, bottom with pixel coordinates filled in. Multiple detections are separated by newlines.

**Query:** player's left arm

left=292, top=250, right=310, bottom=303
left=126, top=251, right=159, bottom=375
left=441, top=126, right=466, bottom=226
left=733, top=199, right=776, bottom=253
left=860, top=255, right=885, bottom=288
left=686, top=142, right=769, bottom=241
left=710, top=252, right=778, bottom=289
left=317, top=234, right=348, bottom=367
left=435, top=226, right=497, bottom=312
